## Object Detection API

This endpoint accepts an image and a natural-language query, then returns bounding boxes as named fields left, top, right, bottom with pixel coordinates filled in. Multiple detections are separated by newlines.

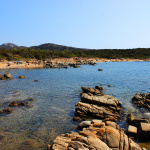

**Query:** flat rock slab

left=75, top=95, right=122, bottom=119
left=91, top=119, right=102, bottom=124
left=139, top=123, right=150, bottom=139
left=126, top=114, right=149, bottom=127
left=81, top=93, right=122, bottom=110
left=75, top=86, right=122, bottom=120
left=127, top=125, right=137, bottom=137
left=75, top=102, right=120, bottom=119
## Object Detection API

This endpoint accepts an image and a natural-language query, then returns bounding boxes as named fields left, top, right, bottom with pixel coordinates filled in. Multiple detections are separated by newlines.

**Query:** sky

left=0, top=0, right=150, bottom=49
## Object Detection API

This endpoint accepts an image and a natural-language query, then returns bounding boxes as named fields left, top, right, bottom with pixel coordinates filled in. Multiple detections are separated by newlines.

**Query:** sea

left=0, top=61, right=150, bottom=149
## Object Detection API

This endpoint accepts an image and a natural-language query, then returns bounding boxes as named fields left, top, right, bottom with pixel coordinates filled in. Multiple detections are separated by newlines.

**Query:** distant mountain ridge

left=0, top=43, right=88, bottom=51
left=0, top=43, right=19, bottom=48
left=30, top=43, right=88, bottom=51
left=1, top=43, right=150, bottom=60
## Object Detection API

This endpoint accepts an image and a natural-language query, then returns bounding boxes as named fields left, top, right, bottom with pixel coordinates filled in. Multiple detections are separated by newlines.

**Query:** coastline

left=0, top=62, right=150, bottom=149
left=0, top=58, right=149, bottom=70
left=49, top=86, right=149, bottom=150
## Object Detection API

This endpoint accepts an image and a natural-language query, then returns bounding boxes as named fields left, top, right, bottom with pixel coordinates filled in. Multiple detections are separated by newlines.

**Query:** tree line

left=0, top=47, right=150, bottom=60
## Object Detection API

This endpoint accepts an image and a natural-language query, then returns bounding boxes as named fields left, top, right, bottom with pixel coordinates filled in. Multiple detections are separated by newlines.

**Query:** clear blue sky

left=0, top=0, right=150, bottom=49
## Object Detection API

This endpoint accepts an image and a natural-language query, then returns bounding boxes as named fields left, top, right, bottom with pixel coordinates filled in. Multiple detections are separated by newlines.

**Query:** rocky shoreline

left=0, top=73, right=150, bottom=149
left=0, top=58, right=148, bottom=70
left=49, top=86, right=149, bottom=150
left=74, top=86, right=122, bottom=120
left=50, top=120, right=145, bottom=150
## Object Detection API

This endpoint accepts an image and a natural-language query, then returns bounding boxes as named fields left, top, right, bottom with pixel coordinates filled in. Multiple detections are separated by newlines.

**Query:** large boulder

left=75, top=101, right=120, bottom=119
left=127, top=125, right=137, bottom=137
left=126, top=114, right=149, bottom=127
left=50, top=86, right=145, bottom=150
left=129, top=119, right=149, bottom=127
left=50, top=122, right=145, bottom=150
left=126, top=114, right=135, bottom=124
left=132, top=92, right=150, bottom=109
left=81, top=93, right=122, bottom=110
left=138, top=123, right=150, bottom=140
left=75, top=91, right=122, bottom=120
left=4, top=72, right=12, bottom=78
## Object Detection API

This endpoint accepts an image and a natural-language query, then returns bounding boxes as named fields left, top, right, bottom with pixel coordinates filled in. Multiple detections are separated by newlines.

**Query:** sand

left=0, top=58, right=148, bottom=70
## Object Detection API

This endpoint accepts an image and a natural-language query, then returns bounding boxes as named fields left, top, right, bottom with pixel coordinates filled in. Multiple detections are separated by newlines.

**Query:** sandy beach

left=0, top=57, right=148, bottom=70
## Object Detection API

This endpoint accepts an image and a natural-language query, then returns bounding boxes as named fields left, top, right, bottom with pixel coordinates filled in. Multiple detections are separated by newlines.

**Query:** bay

left=0, top=61, right=150, bottom=149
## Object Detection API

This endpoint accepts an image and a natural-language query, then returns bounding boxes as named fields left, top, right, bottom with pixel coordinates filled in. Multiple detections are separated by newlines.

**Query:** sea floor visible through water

left=0, top=61, right=150, bottom=149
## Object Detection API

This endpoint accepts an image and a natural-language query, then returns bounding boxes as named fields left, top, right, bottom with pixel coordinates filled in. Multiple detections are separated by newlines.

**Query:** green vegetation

left=0, top=47, right=150, bottom=60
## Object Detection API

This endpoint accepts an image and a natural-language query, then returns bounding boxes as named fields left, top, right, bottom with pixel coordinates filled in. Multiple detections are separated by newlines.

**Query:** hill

left=30, top=43, right=88, bottom=51
left=0, top=43, right=19, bottom=49
left=0, top=42, right=150, bottom=60
left=0, top=43, right=88, bottom=51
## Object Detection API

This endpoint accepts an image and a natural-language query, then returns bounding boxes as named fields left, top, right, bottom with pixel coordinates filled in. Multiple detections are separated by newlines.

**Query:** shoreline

left=0, top=58, right=149, bottom=70
left=0, top=65, right=150, bottom=149
left=49, top=86, right=149, bottom=150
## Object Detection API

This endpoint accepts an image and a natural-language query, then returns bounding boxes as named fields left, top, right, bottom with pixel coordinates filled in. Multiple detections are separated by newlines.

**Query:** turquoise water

left=0, top=62, right=150, bottom=149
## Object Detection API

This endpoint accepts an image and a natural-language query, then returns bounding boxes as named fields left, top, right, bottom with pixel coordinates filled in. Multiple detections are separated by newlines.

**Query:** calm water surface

left=0, top=62, right=150, bottom=149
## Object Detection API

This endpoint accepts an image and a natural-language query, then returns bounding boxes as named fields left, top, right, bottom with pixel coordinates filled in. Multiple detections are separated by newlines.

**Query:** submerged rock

left=9, top=101, right=18, bottom=107
left=73, top=116, right=83, bottom=122
left=9, top=99, right=33, bottom=108
left=17, top=139, right=41, bottom=150
left=6, top=108, right=12, bottom=113
left=0, top=108, right=12, bottom=114
left=73, top=64, right=81, bottom=68
left=19, top=75, right=25, bottom=79
left=81, top=86, right=104, bottom=95
left=34, top=80, right=38, bottom=82
left=98, top=69, right=103, bottom=71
